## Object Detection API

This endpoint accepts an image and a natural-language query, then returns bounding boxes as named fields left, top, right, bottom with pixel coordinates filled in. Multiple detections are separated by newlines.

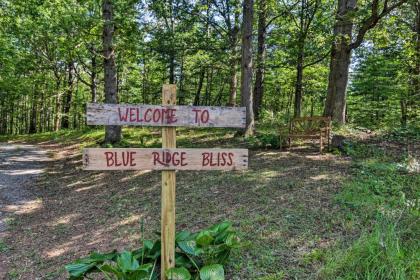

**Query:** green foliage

left=246, top=133, right=282, bottom=149
left=65, top=221, right=240, bottom=280
left=320, top=140, right=420, bottom=280
left=321, top=217, right=419, bottom=280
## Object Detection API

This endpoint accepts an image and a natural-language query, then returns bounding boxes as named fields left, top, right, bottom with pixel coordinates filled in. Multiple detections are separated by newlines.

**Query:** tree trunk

left=169, top=52, right=175, bottom=84
left=204, top=69, right=213, bottom=105
left=29, top=93, right=37, bottom=134
left=227, top=56, right=238, bottom=106
left=324, top=0, right=356, bottom=124
left=294, top=43, right=304, bottom=118
left=91, top=53, right=98, bottom=103
left=412, top=0, right=420, bottom=121
left=178, top=53, right=185, bottom=104
left=61, top=62, right=74, bottom=129
left=53, top=71, right=62, bottom=131
left=253, top=0, right=267, bottom=119
left=194, top=68, right=205, bottom=106
left=400, top=99, right=407, bottom=127
left=103, top=0, right=121, bottom=144
left=54, top=89, right=61, bottom=131
left=240, top=0, right=255, bottom=136
left=227, top=6, right=240, bottom=106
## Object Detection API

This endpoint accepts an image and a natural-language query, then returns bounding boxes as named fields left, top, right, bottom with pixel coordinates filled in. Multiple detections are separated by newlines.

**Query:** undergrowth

left=65, top=221, right=241, bottom=280
left=319, top=129, right=420, bottom=280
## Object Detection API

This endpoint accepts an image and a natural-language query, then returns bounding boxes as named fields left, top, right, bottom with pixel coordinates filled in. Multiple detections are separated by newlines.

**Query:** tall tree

left=253, top=0, right=267, bottom=118
left=324, top=0, right=408, bottom=123
left=290, top=0, right=321, bottom=118
left=413, top=0, right=420, bottom=109
left=241, top=0, right=255, bottom=136
left=103, top=0, right=121, bottom=143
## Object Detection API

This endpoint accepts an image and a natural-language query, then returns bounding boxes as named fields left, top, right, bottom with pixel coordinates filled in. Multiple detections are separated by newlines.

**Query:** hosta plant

left=65, top=221, right=240, bottom=280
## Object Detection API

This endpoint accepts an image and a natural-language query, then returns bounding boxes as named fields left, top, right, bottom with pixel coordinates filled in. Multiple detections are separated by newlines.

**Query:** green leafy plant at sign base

left=65, top=221, right=240, bottom=280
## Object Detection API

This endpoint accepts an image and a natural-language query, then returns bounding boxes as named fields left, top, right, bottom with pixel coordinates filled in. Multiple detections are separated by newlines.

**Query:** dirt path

left=0, top=141, right=351, bottom=279
left=0, top=144, right=49, bottom=278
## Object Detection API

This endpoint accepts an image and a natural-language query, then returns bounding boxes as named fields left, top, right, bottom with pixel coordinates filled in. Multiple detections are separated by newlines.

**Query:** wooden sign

left=83, top=148, right=248, bottom=171
left=86, top=103, right=246, bottom=128
left=83, top=85, right=248, bottom=279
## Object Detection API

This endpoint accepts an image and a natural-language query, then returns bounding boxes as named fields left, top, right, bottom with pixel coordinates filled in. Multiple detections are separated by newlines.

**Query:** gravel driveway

left=0, top=143, right=49, bottom=278
left=0, top=143, right=50, bottom=232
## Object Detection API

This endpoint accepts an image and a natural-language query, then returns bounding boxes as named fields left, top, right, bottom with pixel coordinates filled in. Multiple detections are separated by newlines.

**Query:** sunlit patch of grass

left=320, top=140, right=420, bottom=280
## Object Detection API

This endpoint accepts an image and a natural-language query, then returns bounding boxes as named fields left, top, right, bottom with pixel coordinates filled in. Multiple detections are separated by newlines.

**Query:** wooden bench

left=285, top=116, right=331, bottom=153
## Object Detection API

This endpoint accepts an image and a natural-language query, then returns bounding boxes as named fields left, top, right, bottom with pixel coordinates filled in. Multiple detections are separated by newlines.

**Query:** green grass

left=0, top=239, right=9, bottom=253
left=0, top=126, right=284, bottom=150
left=319, top=138, right=420, bottom=280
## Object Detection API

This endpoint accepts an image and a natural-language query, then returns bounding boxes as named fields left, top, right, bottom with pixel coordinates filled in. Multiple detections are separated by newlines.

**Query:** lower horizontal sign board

left=83, top=148, right=248, bottom=171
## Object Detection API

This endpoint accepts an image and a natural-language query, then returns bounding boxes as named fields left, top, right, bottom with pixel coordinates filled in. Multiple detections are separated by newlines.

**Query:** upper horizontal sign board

left=86, top=103, right=246, bottom=128
left=83, top=148, right=248, bottom=171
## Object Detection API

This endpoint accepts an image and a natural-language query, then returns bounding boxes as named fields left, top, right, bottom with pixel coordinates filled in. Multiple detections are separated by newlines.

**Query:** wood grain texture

left=161, top=84, right=176, bottom=279
left=82, top=148, right=249, bottom=171
left=86, top=103, right=246, bottom=128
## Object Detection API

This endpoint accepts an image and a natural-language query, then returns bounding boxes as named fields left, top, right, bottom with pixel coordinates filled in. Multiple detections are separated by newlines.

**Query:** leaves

left=177, top=240, right=203, bottom=256
left=116, top=251, right=140, bottom=272
left=66, top=262, right=96, bottom=279
left=65, top=221, right=240, bottom=279
left=166, top=267, right=192, bottom=280
left=199, top=264, right=225, bottom=280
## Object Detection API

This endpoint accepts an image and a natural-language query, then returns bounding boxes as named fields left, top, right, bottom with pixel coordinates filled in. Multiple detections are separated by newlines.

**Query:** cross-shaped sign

left=83, top=85, right=248, bottom=279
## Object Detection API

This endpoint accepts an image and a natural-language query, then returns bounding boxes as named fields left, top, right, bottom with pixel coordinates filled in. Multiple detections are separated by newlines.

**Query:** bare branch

left=303, top=50, right=331, bottom=68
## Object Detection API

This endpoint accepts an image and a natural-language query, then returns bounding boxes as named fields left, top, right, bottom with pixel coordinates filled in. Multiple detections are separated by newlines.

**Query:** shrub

left=65, top=221, right=241, bottom=280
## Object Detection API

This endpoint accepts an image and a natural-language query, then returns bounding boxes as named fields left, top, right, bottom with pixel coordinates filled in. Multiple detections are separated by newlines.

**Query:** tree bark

left=324, top=0, right=356, bottom=123
left=169, top=52, right=175, bottom=84
left=253, top=0, right=267, bottom=119
left=91, top=52, right=98, bottom=103
left=61, top=62, right=74, bottom=129
left=29, top=92, right=37, bottom=134
left=240, top=0, right=255, bottom=136
left=227, top=3, right=241, bottom=106
left=413, top=0, right=420, bottom=120
left=294, top=42, right=304, bottom=118
left=228, top=55, right=238, bottom=106
left=194, top=68, right=205, bottom=106
left=103, top=0, right=121, bottom=144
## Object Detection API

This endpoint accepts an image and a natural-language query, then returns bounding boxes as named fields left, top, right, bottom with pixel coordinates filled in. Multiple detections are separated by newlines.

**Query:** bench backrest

left=289, top=116, right=331, bottom=134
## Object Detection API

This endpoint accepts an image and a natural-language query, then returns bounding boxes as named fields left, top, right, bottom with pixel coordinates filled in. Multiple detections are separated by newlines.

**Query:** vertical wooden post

left=161, top=84, right=176, bottom=279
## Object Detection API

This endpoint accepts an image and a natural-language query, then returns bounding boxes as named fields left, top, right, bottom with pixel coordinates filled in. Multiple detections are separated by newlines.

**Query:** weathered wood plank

left=86, top=103, right=246, bottom=128
left=83, top=148, right=248, bottom=171
left=161, top=85, right=176, bottom=279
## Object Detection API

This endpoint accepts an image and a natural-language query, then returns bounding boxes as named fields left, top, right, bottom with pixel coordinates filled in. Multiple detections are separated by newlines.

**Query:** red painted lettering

left=122, top=152, right=130, bottom=166
left=144, top=108, right=152, bottom=122
left=115, top=152, right=122, bottom=166
left=118, top=108, right=129, bottom=122
left=180, top=152, right=187, bottom=166
left=172, top=152, right=180, bottom=166
left=202, top=152, right=210, bottom=166
left=129, top=108, right=136, bottom=122
left=228, top=153, right=234, bottom=166
left=193, top=109, right=201, bottom=123
left=105, top=152, right=114, bottom=167
left=167, top=109, right=177, bottom=124
left=210, top=153, right=217, bottom=166
left=221, top=153, right=227, bottom=166
left=201, top=110, right=209, bottom=123
left=130, top=152, right=136, bottom=166
left=153, top=109, right=161, bottom=123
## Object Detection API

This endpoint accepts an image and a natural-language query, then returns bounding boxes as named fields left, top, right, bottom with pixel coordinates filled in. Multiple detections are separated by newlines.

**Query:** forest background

left=0, top=0, right=418, bottom=139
